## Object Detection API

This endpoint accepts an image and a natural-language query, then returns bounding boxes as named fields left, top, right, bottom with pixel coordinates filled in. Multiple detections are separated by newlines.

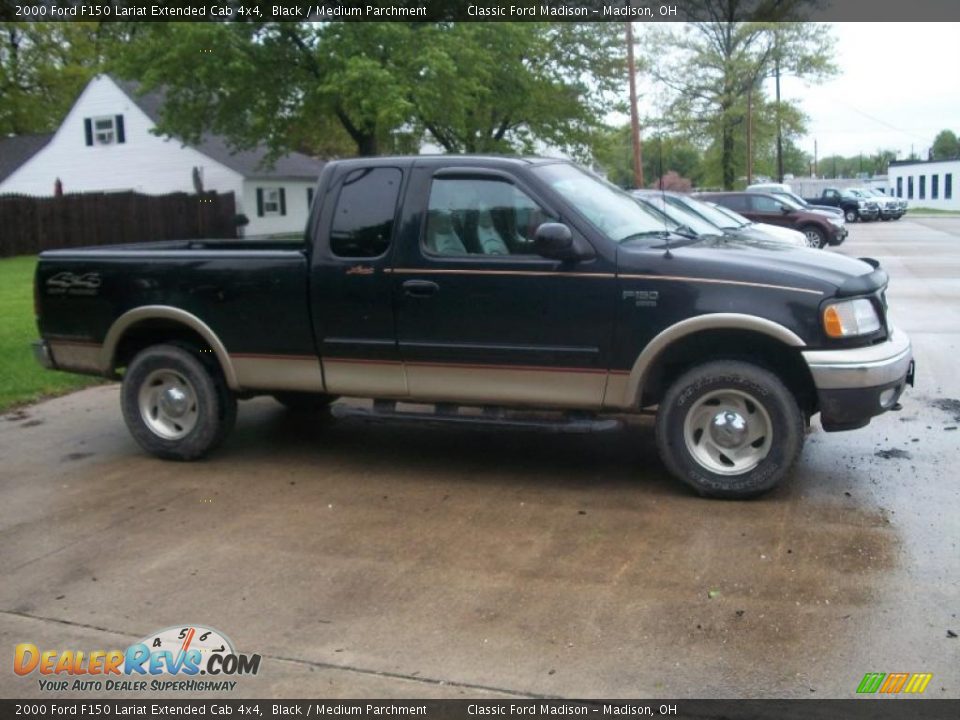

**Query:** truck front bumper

left=802, top=326, right=914, bottom=432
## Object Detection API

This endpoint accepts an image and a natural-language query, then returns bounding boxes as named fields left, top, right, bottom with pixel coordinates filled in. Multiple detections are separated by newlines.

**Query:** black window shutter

left=307, top=187, right=314, bottom=207
left=279, top=188, right=286, bottom=216
left=84, top=118, right=93, bottom=146
left=115, top=115, right=125, bottom=143
left=256, top=188, right=264, bottom=217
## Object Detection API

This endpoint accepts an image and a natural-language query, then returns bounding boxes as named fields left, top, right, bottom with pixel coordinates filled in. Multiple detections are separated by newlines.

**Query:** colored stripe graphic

left=904, top=673, right=933, bottom=694
left=857, top=673, right=885, bottom=693
left=879, top=672, right=909, bottom=693
left=856, top=672, right=932, bottom=694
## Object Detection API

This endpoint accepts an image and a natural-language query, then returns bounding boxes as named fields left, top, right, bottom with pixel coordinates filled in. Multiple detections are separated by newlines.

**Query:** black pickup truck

left=33, top=156, right=914, bottom=498
left=804, top=187, right=880, bottom=223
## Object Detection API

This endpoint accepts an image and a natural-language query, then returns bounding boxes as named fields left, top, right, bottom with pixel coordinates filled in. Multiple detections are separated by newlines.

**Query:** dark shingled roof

left=113, top=78, right=325, bottom=180
left=0, top=133, right=54, bottom=183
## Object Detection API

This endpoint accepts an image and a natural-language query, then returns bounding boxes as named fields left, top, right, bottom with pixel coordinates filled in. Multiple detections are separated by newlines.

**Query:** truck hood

left=619, top=235, right=885, bottom=295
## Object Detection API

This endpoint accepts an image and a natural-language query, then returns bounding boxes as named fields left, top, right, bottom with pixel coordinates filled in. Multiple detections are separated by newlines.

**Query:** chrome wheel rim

left=138, top=369, right=199, bottom=440
left=803, top=229, right=822, bottom=248
left=845, top=210, right=857, bottom=222
left=683, top=389, right=773, bottom=475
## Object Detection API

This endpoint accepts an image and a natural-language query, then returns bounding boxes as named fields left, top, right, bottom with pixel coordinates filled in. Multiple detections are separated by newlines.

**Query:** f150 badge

left=46, top=272, right=101, bottom=296
left=623, top=289, right=659, bottom=307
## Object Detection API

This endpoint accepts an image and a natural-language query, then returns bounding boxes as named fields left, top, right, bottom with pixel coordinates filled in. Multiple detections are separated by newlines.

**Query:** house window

left=946, top=174, right=953, bottom=200
left=84, top=115, right=125, bottom=146
left=896, top=177, right=902, bottom=197
left=908, top=177, right=914, bottom=199
left=932, top=174, right=939, bottom=200
left=919, top=175, right=926, bottom=200
left=256, top=187, right=286, bottom=217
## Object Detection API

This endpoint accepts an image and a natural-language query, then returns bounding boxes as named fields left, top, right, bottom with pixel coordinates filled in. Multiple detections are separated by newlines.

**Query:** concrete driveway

left=1, top=218, right=958, bottom=700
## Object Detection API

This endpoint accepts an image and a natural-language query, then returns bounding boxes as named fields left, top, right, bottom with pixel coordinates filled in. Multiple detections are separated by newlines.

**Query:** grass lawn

left=0, top=256, right=102, bottom=412
left=908, top=207, right=960, bottom=216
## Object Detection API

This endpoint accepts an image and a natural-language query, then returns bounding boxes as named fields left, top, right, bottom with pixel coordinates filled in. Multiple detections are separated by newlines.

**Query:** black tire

left=844, top=208, right=858, bottom=223
left=273, top=392, right=337, bottom=412
left=121, top=344, right=237, bottom=461
left=654, top=360, right=805, bottom=499
left=800, top=225, right=827, bottom=249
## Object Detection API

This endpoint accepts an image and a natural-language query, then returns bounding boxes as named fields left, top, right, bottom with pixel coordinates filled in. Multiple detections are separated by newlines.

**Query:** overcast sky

left=633, top=22, right=960, bottom=161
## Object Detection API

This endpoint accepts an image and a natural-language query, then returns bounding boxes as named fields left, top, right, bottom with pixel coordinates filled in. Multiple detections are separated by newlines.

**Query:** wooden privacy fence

left=0, top=190, right=237, bottom=257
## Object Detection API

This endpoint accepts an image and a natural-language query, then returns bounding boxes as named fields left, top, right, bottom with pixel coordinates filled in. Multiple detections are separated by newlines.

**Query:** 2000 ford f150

left=32, top=156, right=915, bottom=498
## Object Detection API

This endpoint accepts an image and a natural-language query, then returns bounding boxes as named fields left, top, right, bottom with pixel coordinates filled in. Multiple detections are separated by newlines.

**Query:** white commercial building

left=887, top=159, right=960, bottom=211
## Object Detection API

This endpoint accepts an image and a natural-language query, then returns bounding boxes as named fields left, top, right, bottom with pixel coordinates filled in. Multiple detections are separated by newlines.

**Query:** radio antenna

left=659, top=129, right=673, bottom=259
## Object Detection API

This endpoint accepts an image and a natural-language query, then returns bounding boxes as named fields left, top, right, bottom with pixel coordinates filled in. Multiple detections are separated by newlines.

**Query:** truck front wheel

left=654, top=360, right=804, bottom=499
left=121, top=344, right=237, bottom=460
left=844, top=208, right=858, bottom=223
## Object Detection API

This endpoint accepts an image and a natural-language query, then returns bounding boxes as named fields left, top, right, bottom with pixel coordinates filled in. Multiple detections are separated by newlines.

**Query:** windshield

left=531, top=163, right=667, bottom=242
left=668, top=195, right=742, bottom=229
left=776, top=194, right=804, bottom=210
left=638, top=196, right=720, bottom=236
left=706, top=201, right=752, bottom=227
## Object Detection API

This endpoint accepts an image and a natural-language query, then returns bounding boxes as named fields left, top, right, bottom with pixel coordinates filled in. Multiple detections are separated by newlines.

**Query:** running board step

left=330, top=401, right=623, bottom=434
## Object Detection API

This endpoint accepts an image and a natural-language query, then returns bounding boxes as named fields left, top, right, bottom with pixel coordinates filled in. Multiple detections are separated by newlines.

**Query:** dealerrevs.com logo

left=14, top=625, right=261, bottom=693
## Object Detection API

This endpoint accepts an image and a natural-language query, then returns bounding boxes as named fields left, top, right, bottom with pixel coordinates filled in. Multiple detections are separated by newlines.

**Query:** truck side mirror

left=534, top=223, right=575, bottom=259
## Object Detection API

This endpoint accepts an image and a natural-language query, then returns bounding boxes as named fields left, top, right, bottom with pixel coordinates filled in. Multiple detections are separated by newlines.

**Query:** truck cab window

left=424, top=177, right=555, bottom=257
left=330, top=167, right=401, bottom=258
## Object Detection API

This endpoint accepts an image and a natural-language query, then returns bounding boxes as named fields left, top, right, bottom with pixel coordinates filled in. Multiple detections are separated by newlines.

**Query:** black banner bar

left=1, top=699, right=959, bottom=719
left=3, top=0, right=960, bottom=23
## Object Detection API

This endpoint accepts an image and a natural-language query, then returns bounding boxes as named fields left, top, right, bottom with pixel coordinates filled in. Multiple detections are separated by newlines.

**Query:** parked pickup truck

left=33, top=156, right=915, bottom=499
left=805, top=187, right=879, bottom=223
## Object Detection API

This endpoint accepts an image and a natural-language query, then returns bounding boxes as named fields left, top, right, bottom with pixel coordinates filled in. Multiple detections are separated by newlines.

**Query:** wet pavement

left=1, top=218, right=958, bottom=699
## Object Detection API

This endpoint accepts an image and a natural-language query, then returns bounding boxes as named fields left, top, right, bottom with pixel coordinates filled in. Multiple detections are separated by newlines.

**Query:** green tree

left=591, top=125, right=704, bottom=189
left=931, top=129, right=960, bottom=160
left=0, top=22, right=122, bottom=135
left=640, top=3, right=836, bottom=188
left=111, top=22, right=624, bottom=160
left=409, top=23, right=623, bottom=158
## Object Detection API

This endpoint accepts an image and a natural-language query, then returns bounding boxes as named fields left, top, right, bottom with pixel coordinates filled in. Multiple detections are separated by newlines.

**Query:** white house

left=0, top=75, right=325, bottom=236
left=887, top=159, right=960, bottom=211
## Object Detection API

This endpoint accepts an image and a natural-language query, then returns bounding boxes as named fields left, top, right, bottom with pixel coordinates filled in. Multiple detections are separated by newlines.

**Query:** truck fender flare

left=102, top=306, right=239, bottom=390
left=625, top=313, right=806, bottom=407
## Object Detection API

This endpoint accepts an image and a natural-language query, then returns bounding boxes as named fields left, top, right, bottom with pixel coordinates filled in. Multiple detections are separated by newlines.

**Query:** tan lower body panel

left=602, top=372, right=633, bottom=409
left=404, top=362, right=606, bottom=409
left=322, top=358, right=409, bottom=398
left=232, top=354, right=325, bottom=393
left=49, top=341, right=104, bottom=375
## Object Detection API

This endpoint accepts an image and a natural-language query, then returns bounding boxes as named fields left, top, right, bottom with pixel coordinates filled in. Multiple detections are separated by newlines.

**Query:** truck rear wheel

left=121, top=344, right=237, bottom=461
left=654, top=360, right=804, bottom=499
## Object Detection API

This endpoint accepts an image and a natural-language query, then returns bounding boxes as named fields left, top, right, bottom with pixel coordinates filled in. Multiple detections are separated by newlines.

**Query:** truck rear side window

left=330, top=168, right=401, bottom=258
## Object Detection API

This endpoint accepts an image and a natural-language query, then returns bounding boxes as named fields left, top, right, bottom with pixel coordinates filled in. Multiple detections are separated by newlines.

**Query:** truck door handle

left=402, top=279, right=439, bottom=298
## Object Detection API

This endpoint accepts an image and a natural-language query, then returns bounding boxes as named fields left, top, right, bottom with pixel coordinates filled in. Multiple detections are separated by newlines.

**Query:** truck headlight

left=857, top=200, right=867, bottom=209
left=823, top=298, right=881, bottom=338
left=828, top=217, right=843, bottom=227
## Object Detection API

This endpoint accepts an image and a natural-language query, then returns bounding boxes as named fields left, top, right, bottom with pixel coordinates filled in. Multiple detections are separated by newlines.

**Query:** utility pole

left=746, top=86, right=753, bottom=185
left=626, top=21, right=644, bottom=188
left=775, top=40, right=784, bottom=183
left=814, top=139, right=818, bottom=177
